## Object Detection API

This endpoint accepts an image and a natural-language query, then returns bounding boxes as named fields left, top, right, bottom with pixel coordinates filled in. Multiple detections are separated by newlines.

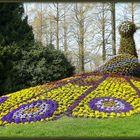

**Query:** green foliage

left=0, top=44, right=22, bottom=94
left=0, top=3, right=34, bottom=47
left=118, top=21, right=138, bottom=58
left=94, top=21, right=140, bottom=77
left=0, top=4, right=75, bottom=95
left=0, top=44, right=75, bottom=95
left=119, top=36, right=138, bottom=58
left=119, top=21, right=136, bottom=37
left=0, top=3, right=34, bottom=94
left=19, top=43, right=75, bottom=86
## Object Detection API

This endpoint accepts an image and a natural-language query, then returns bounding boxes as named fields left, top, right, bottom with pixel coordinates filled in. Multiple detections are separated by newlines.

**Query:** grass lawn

left=0, top=115, right=140, bottom=138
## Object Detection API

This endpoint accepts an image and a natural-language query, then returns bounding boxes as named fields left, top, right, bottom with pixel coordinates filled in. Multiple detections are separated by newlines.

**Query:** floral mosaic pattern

left=131, top=79, right=140, bottom=90
left=89, top=97, right=133, bottom=113
left=118, top=21, right=138, bottom=58
left=1, top=21, right=140, bottom=126
left=94, top=21, right=140, bottom=75
left=0, top=73, right=140, bottom=126
left=1, top=99, right=58, bottom=124
left=0, top=74, right=103, bottom=126
left=70, top=76, right=140, bottom=118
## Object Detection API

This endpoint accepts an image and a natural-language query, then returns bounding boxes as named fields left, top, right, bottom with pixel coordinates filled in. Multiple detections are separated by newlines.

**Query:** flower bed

left=71, top=76, right=140, bottom=118
left=131, top=79, right=140, bottom=90
left=89, top=97, right=133, bottom=113
left=0, top=73, right=140, bottom=126
left=0, top=74, right=102, bottom=126
left=0, top=96, right=8, bottom=104
left=1, top=99, right=58, bottom=124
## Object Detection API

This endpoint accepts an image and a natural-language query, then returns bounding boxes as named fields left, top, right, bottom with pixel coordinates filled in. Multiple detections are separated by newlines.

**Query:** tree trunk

left=49, top=19, right=53, bottom=45
left=79, top=18, right=85, bottom=73
left=102, top=3, right=106, bottom=62
left=63, top=7, right=68, bottom=56
left=111, top=1, right=116, bottom=55
left=56, top=2, right=59, bottom=50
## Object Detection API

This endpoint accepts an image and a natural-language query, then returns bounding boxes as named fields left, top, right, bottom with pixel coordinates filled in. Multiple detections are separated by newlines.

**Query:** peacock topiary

left=95, top=21, right=140, bottom=77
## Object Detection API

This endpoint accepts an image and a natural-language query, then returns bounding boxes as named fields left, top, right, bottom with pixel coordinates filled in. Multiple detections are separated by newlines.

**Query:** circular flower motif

left=2, top=99, right=58, bottom=123
left=0, top=96, right=8, bottom=104
left=89, top=97, right=133, bottom=113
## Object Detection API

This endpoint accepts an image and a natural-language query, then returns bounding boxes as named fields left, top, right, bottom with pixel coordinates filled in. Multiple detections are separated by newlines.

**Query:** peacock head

left=119, top=21, right=136, bottom=37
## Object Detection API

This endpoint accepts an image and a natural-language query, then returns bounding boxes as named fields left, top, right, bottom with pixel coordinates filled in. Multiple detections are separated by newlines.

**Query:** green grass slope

left=0, top=115, right=140, bottom=137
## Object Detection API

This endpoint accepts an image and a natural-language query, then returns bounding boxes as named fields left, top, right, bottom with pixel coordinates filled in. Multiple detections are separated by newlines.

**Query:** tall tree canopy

left=0, top=3, right=34, bottom=47
left=0, top=3, right=34, bottom=94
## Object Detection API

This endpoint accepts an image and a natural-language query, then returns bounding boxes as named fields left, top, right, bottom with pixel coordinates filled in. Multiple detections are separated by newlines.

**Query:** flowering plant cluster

left=0, top=96, right=8, bottom=104
left=71, top=76, right=140, bottom=118
left=94, top=20, right=139, bottom=76
left=89, top=97, right=133, bottom=113
left=118, top=21, right=138, bottom=58
left=0, top=72, right=140, bottom=126
left=131, top=79, right=140, bottom=90
left=0, top=74, right=102, bottom=126
left=95, top=54, right=140, bottom=77
left=1, top=99, right=58, bottom=124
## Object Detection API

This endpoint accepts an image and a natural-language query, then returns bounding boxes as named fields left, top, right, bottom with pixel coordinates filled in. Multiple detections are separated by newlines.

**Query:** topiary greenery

left=94, top=21, right=140, bottom=77
left=95, top=54, right=140, bottom=77
left=118, top=21, right=138, bottom=58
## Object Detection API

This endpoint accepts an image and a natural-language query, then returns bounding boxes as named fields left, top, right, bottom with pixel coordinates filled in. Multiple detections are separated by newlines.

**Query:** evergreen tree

left=3, top=43, right=75, bottom=94
left=0, top=3, right=34, bottom=95
left=0, top=3, right=34, bottom=47
left=0, top=3, right=75, bottom=95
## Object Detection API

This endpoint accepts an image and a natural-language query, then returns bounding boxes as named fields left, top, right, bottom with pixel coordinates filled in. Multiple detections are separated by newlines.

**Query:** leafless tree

left=71, top=3, right=94, bottom=73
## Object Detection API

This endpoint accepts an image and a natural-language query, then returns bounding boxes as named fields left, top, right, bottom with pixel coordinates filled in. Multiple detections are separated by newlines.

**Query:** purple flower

left=0, top=96, right=8, bottom=104
left=15, top=118, right=21, bottom=123
left=2, top=99, right=58, bottom=124
left=89, top=97, right=133, bottom=113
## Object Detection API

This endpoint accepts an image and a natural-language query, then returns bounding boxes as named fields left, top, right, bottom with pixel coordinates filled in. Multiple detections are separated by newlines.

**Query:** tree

left=0, top=3, right=34, bottom=47
left=48, top=3, right=62, bottom=50
left=110, top=1, right=116, bottom=55
left=0, top=3, right=34, bottom=95
left=101, top=3, right=106, bottom=61
left=61, top=4, right=72, bottom=57
left=71, top=3, right=93, bottom=73
left=9, top=43, right=75, bottom=93
left=32, top=9, right=46, bottom=44
left=93, top=3, right=111, bottom=62
left=0, top=44, right=22, bottom=94
left=47, top=12, right=56, bottom=46
left=126, top=2, right=139, bottom=23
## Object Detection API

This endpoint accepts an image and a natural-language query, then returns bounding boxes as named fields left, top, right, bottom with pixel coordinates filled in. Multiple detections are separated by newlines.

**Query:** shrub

left=0, top=43, right=75, bottom=95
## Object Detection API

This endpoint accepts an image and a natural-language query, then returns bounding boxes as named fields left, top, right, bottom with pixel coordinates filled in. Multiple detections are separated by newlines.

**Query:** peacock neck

left=118, top=35, right=138, bottom=58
